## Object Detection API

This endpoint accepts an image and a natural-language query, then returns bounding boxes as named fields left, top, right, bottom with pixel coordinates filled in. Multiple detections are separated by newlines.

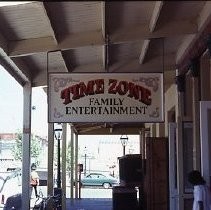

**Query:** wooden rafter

left=41, top=2, right=69, bottom=72
left=139, top=1, right=163, bottom=64
left=101, top=1, right=106, bottom=70
left=176, top=1, right=211, bottom=65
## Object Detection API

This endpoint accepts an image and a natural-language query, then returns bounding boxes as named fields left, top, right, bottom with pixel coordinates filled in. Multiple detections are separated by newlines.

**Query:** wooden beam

left=0, top=33, right=7, bottom=53
left=9, top=18, right=196, bottom=58
left=101, top=1, right=106, bottom=70
left=101, top=1, right=106, bottom=40
left=139, top=1, right=163, bottom=64
left=11, top=57, right=32, bottom=80
left=46, top=50, right=69, bottom=73
left=40, top=3, right=69, bottom=72
left=176, top=1, right=211, bottom=72
left=77, top=126, right=144, bottom=135
left=197, top=1, right=211, bottom=30
left=139, top=39, right=150, bottom=64
left=9, top=31, right=104, bottom=57
left=109, top=53, right=175, bottom=73
left=40, top=2, right=58, bottom=45
left=176, top=35, right=195, bottom=63
left=111, top=20, right=197, bottom=44
left=33, top=53, right=175, bottom=87
left=0, top=49, right=30, bottom=86
left=149, top=1, right=164, bottom=32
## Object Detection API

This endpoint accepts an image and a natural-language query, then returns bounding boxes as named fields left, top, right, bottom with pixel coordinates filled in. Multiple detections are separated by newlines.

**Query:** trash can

left=112, top=186, right=138, bottom=210
left=118, top=154, right=143, bottom=185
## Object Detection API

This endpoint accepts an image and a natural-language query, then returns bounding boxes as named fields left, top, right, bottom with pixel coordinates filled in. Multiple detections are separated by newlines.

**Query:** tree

left=66, top=143, right=72, bottom=172
left=12, top=130, right=42, bottom=166
left=66, top=143, right=72, bottom=182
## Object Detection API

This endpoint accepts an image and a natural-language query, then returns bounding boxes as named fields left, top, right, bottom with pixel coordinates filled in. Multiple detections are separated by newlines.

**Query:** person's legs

left=34, top=185, right=38, bottom=198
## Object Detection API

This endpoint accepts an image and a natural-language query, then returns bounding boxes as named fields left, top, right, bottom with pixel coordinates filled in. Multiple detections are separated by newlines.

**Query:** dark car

left=3, top=193, right=22, bottom=210
left=80, top=173, right=119, bottom=188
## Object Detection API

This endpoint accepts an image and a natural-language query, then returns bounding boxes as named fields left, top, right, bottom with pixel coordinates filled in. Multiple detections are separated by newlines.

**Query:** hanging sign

left=48, top=73, right=164, bottom=123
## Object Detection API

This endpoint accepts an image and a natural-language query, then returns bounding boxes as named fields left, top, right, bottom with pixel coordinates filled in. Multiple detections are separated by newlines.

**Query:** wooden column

left=176, top=73, right=185, bottom=210
left=192, top=76, right=201, bottom=170
left=62, top=123, right=67, bottom=210
left=190, top=58, right=201, bottom=170
left=22, top=82, right=32, bottom=210
left=70, top=126, right=74, bottom=198
left=200, top=52, right=211, bottom=101
left=74, top=134, right=79, bottom=198
left=47, top=123, right=54, bottom=196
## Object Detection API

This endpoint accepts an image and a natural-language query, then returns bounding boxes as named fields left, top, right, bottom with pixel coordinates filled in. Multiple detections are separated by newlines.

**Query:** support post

left=123, top=146, right=125, bottom=156
left=74, top=134, right=79, bottom=198
left=22, top=83, right=32, bottom=210
left=62, top=123, right=67, bottom=210
left=57, top=137, right=61, bottom=188
left=176, top=73, right=185, bottom=210
left=70, top=126, right=74, bottom=198
left=191, top=58, right=201, bottom=170
left=47, top=123, right=54, bottom=196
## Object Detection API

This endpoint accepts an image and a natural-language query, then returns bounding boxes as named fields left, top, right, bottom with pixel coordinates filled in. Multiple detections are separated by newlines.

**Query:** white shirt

left=193, top=185, right=211, bottom=210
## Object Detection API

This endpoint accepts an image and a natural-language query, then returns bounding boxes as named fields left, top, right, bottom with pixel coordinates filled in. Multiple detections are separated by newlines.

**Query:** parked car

left=3, top=193, right=22, bottom=210
left=80, top=173, right=119, bottom=188
left=2, top=168, right=48, bottom=210
left=0, top=168, right=22, bottom=209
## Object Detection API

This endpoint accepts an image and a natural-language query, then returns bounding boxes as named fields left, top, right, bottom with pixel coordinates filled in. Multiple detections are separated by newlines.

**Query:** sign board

left=48, top=73, right=164, bottom=123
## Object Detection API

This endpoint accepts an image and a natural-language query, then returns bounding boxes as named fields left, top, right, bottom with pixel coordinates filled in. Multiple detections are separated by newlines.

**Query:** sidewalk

left=66, top=198, right=112, bottom=210
left=30, top=198, right=112, bottom=210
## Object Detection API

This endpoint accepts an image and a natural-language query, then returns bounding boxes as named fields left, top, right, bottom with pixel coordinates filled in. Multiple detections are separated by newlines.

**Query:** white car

left=0, top=168, right=22, bottom=209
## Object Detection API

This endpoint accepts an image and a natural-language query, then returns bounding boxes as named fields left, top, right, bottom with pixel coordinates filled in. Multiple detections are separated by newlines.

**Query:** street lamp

left=120, top=135, right=129, bottom=156
left=84, top=146, right=87, bottom=176
left=54, top=128, right=62, bottom=189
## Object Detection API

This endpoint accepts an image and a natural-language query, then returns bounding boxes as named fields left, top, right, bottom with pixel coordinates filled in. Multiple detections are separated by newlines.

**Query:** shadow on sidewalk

left=66, top=198, right=112, bottom=210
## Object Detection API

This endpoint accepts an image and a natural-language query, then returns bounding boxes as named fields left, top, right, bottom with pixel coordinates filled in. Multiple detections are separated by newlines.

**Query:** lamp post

left=54, top=128, right=62, bottom=189
left=84, top=146, right=87, bottom=176
left=120, top=135, right=129, bottom=156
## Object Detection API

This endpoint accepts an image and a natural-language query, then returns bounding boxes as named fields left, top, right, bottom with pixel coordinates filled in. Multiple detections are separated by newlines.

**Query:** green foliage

left=66, top=143, right=71, bottom=171
left=12, top=131, right=22, bottom=160
left=12, top=130, right=42, bottom=165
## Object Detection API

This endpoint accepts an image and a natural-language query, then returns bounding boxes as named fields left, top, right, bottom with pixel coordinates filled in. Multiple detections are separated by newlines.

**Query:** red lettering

left=60, top=78, right=152, bottom=106
left=127, top=83, right=139, bottom=100
left=108, top=79, right=117, bottom=94
left=95, top=79, right=104, bottom=94
left=70, top=84, right=80, bottom=100
left=139, top=88, right=151, bottom=105
left=116, top=81, right=128, bottom=95
left=60, top=79, right=105, bottom=104
left=79, top=81, right=95, bottom=98
left=61, top=88, right=71, bottom=105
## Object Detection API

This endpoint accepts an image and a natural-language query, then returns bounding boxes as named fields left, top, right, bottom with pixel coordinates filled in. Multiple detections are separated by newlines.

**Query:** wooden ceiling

left=0, top=1, right=211, bottom=134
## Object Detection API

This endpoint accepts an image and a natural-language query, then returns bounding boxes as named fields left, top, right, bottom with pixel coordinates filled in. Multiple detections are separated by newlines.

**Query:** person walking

left=30, top=163, right=39, bottom=198
left=188, top=170, right=211, bottom=210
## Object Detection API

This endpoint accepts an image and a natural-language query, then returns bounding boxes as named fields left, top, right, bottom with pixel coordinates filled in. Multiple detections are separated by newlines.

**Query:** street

left=66, top=187, right=112, bottom=198
left=35, top=186, right=113, bottom=199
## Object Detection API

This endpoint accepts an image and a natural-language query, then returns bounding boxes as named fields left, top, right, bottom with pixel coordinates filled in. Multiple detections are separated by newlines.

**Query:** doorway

left=200, top=101, right=211, bottom=187
left=66, top=135, right=140, bottom=199
left=168, top=122, right=194, bottom=210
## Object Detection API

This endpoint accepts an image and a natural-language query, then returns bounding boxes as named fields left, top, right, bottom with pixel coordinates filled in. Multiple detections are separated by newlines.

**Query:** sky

left=0, top=65, right=48, bottom=137
left=0, top=66, right=23, bottom=133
